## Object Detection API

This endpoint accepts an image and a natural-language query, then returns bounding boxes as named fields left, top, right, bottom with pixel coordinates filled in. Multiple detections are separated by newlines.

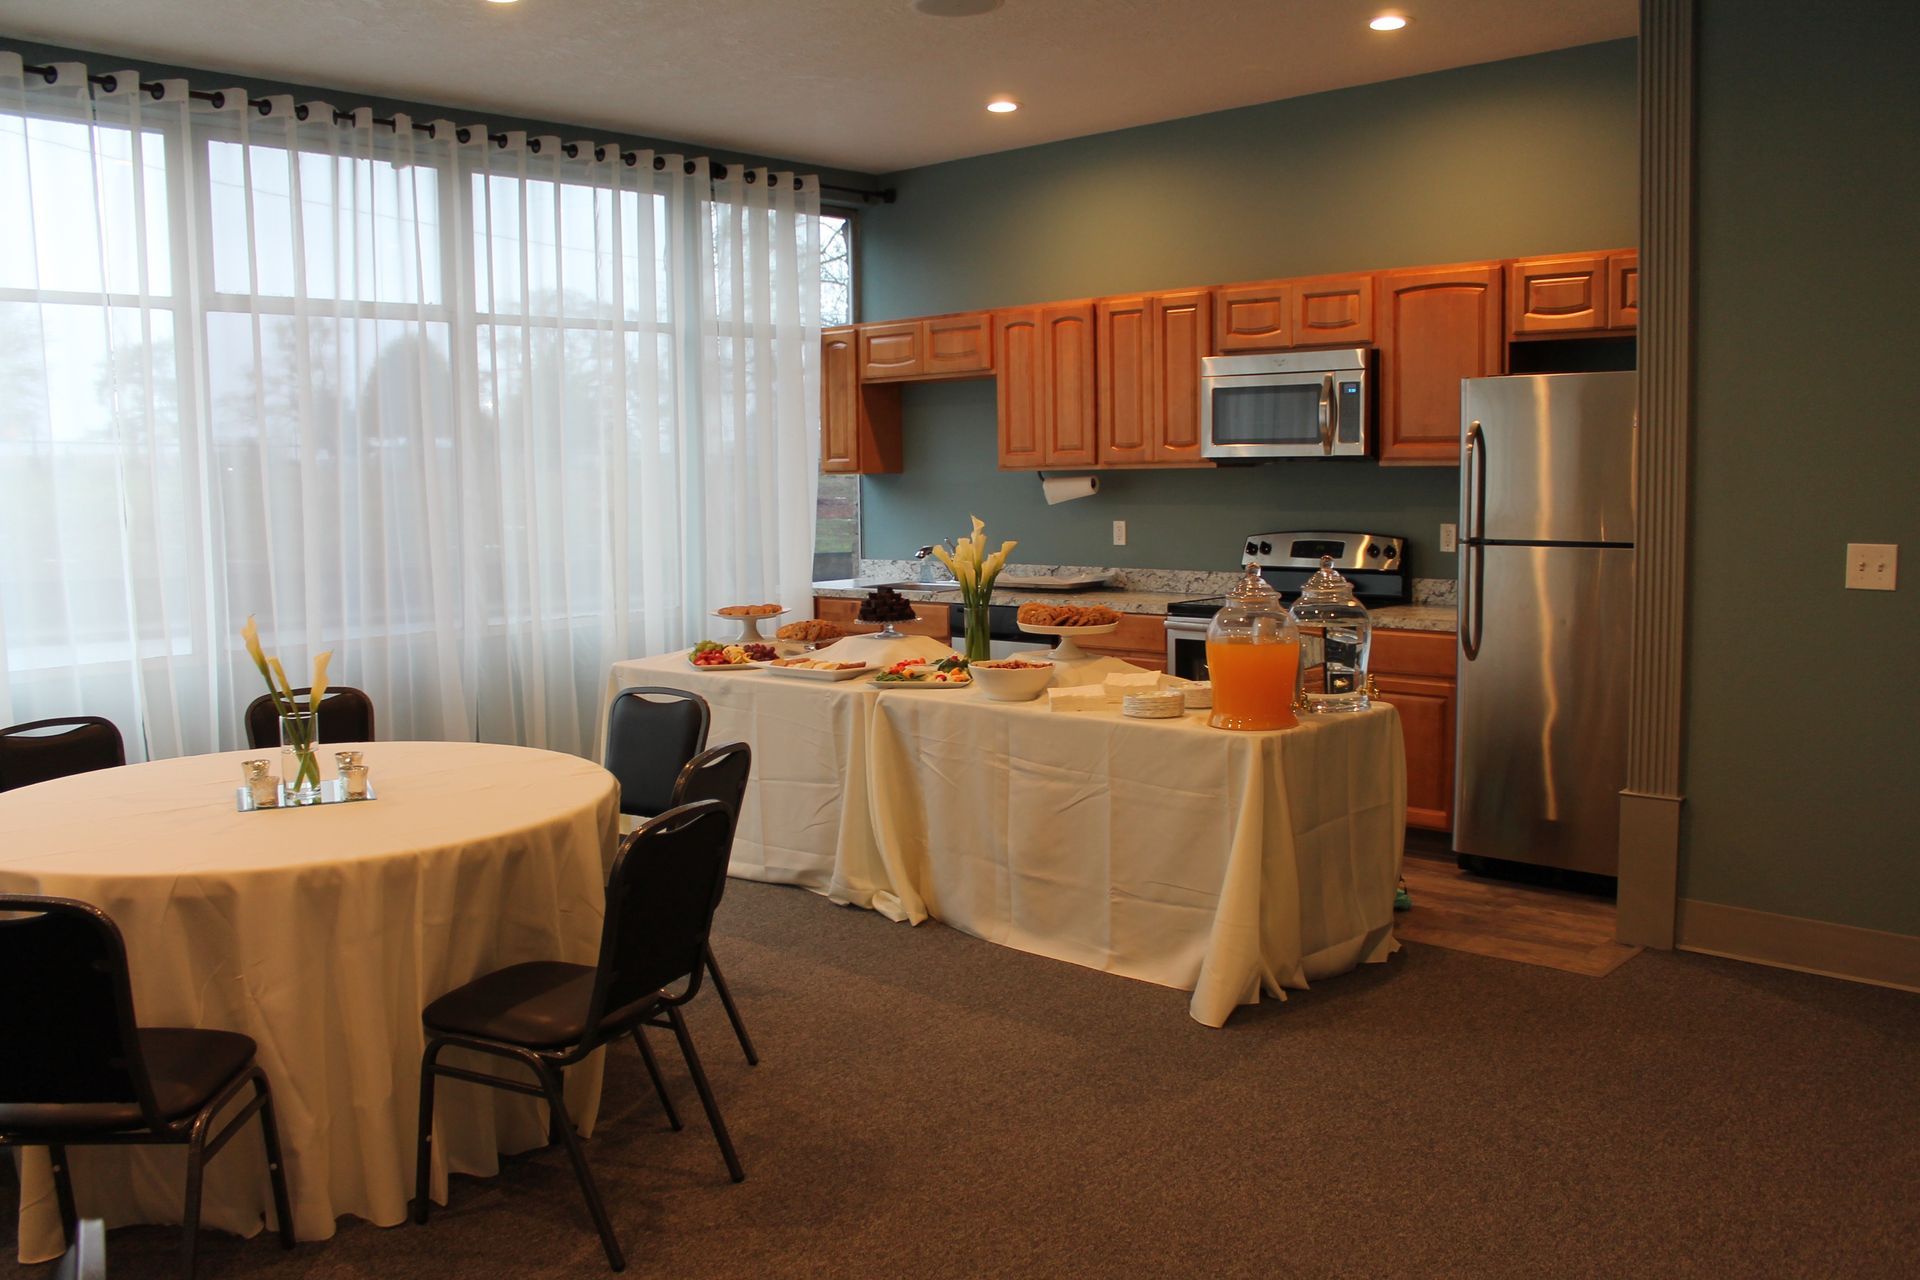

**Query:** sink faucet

left=914, top=539, right=957, bottom=583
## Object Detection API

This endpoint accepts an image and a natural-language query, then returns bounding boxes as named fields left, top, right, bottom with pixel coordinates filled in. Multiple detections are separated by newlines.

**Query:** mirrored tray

left=236, top=777, right=378, bottom=812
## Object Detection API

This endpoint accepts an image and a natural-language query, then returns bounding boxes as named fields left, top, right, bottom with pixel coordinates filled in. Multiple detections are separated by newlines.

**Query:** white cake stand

left=711, top=608, right=787, bottom=642
left=1018, top=620, right=1122, bottom=664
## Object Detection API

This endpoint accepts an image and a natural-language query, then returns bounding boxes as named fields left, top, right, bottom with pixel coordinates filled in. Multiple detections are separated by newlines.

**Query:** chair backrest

left=604, top=686, right=710, bottom=818
left=0, top=718, right=126, bottom=792
left=582, top=800, right=735, bottom=1038
left=0, top=895, right=163, bottom=1128
left=671, top=741, right=752, bottom=832
left=244, top=686, right=377, bottom=751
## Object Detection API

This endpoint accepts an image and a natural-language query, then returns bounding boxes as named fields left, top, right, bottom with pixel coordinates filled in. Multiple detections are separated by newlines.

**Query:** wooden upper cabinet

left=821, top=327, right=901, bottom=474
left=1377, top=263, right=1504, bottom=465
left=1607, top=251, right=1639, bottom=330
left=858, top=313, right=994, bottom=381
left=997, top=303, right=1096, bottom=469
left=923, top=312, right=994, bottom=376
left=1508, top=254, right=1608, bottom=336
left=858, top=322, right=922, bottom=379
left=1095, top=288, right=1213, bottom=467
left=1291, top=273, right=1374, bottom=347
left=1213, top=281, right=1293, bottom=352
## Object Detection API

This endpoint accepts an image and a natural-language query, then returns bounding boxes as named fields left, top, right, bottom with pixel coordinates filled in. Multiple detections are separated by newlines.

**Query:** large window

left=814, top=210, right=858, bottom=581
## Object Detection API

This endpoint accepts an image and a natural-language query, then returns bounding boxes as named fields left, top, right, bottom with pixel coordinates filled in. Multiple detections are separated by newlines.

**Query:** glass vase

left=962, top=597, right=992, bottom=663
left=280, top=711, right=321, bottom=802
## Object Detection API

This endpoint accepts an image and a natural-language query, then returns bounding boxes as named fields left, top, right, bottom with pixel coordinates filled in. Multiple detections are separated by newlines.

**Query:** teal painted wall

left=1681, top=1, right=1920, bottom=935
left=856, top=40, right=1640, bottom=575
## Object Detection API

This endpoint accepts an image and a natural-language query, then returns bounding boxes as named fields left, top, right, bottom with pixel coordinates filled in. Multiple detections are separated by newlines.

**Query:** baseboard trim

left=1674, top=899, right=1920, bottom=993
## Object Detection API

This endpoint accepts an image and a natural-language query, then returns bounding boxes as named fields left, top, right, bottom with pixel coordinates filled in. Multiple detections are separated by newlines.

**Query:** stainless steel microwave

left=1200, top=348, right=1372, bottom=459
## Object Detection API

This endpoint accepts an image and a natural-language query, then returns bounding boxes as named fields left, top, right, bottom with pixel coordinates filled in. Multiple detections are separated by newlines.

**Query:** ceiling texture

left=1, top=0, right=1637, bottom=174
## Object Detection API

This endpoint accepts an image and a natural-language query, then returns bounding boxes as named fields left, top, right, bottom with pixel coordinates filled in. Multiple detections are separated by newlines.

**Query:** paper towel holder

left=1037, top=471, right=1101, bottom=505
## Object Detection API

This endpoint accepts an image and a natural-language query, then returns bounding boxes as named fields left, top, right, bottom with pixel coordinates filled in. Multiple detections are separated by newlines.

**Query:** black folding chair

left=243, top=686, right=376, bottom=751
left=603, top=687, right=758, bottom=1064
left=0, top=895, right=295, bottom=1279
left=0, top=718, right=126, bottom=792
left=413, top=800, right=745, bottom=1272
left=670, top=743, right=759, bottom=1066
left=604, top=686, right=710, bottom=821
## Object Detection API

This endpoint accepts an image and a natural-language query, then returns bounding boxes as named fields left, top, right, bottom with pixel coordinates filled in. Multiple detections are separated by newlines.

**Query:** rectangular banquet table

left=607, top=654, right=1405, bottom=1026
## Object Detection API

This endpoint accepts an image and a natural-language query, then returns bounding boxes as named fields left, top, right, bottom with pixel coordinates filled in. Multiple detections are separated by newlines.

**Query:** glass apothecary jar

left=1289, top=556, right=1372, bottom=713
left=1205, top=563, right=1301, bottom=730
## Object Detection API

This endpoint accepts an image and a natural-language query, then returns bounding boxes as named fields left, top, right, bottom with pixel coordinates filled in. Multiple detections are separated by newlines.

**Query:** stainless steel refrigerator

left=1454, top=372, right=1636, bottom=876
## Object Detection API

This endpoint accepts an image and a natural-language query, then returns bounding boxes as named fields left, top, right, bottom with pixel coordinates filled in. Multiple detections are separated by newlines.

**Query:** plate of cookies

left=712, top=602, right=788, bottom=641
left=773, top=618, right=849, bottom=653
left=1016, top=602, right=1124, bottom=662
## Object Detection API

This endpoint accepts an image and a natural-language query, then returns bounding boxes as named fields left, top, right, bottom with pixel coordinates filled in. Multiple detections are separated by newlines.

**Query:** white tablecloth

left=607, top=655, right=1404, bottom=1026
left=0, top=741, right=620, bottom=1264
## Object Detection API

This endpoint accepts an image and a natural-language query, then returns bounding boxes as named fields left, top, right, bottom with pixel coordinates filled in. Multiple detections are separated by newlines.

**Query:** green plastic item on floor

left=1394, top=879, right=1412, bottom=911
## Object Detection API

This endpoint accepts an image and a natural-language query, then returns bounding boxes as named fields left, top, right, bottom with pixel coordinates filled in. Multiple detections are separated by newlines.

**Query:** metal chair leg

left=630, top=1027, right=683, bottom=1131
left=47, top=1143, right=78, bottom=1243
left=535, top=1064, right=625, bottom=1272
left=181, top=1123, right=209, bottom=1280
left=666, top=1004, right=744, bottom=1184
left=546, top=1064, right=569, bottom=1145
left=703, top=944, right=759, bottom=1066
left=253, top=1072, right=296, bottom=1249
left=413, top=1040, right=441, bottom=1224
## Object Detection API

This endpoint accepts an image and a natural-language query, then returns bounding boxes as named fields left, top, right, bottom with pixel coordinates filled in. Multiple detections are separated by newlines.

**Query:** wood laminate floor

left=1396, top=849, right=1642, bottom=977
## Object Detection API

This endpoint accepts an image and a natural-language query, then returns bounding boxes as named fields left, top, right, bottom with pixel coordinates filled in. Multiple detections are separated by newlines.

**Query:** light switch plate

left=1112, top=520, right=1127, bottom=547
left=1845, top=543, right=1897, bottom=590
left=1440, top=522, right=1458, bottom=553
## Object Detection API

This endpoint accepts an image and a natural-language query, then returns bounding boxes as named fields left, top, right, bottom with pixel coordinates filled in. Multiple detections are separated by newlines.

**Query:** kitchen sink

left=858, top=579, right=961, bottom=591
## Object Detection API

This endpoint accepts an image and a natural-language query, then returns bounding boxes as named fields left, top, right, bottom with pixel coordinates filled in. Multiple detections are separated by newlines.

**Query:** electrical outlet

left=1845, top=543, right=1897, bottom=591
left=1112, top=520, right=1127, bottom=547
left=1440, top=522, right=1458, bottom=553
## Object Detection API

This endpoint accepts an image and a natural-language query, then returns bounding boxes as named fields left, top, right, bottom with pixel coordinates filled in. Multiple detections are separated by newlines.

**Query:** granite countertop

left=812, top=562, right=1458, bottom=634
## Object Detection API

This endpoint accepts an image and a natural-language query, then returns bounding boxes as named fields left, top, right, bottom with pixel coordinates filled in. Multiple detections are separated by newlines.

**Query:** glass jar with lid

left=1289, top=555, right=1372, bottom=713
left=1205, top=563, right=1301, bottom=730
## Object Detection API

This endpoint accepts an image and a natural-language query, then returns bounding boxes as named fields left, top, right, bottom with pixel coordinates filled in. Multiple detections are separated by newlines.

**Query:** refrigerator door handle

left=1461, top=542, right=1484, bottom=661
left=1463, top=419, right=1487, bottom=541
left=1319, top=374, right=1334, bottom=454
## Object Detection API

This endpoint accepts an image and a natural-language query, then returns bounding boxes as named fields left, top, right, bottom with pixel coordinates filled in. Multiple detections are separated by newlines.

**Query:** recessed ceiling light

left=913, top=0, right=1004, bottom=15
left=986, top=99, right=1020, bottom=114
left=485, top=0, right=519, bottom=5
left=1369, top=14, right=1408, bottom=31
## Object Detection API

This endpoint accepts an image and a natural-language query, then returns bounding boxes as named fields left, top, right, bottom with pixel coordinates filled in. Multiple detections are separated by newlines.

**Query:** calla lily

left=969, top=514, right=987, bottom=563
left=268, top=657, right=296, bottom=704
left=931, top=543, right=956, bottom=576
left=310, top=650, right=332, bottom=707
left=241, top=615, right=272, bottom=681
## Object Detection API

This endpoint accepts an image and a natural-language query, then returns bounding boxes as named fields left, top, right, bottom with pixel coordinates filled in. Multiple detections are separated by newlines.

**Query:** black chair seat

left=0, top=1028, right=256, bottom=1134
left=423, top=962, right=659, bottom=1050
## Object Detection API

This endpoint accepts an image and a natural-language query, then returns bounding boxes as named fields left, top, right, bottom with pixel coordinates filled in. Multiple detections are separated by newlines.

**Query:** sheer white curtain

left=0, top=54, right=821, bottom=760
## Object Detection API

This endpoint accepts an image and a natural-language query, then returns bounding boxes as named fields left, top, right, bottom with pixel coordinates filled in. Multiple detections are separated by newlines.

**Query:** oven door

left=1163, top=616, right=1214, bottom=682
left=1202, top=370, right=1368, bottom=459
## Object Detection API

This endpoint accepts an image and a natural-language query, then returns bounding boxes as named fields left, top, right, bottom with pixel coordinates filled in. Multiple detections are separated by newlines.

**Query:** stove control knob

left=1258, top=540, right=1273, bottom=555
left=1245, top=541, right=1258, bottom=557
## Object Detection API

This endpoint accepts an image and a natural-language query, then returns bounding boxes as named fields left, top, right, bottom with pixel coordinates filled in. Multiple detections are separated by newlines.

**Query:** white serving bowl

left=970, top=660, right=1057, bottom=703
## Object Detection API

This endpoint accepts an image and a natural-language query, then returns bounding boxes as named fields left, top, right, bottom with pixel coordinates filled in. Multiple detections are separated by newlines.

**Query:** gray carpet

left=7, top=880, right=1918, bottom=1278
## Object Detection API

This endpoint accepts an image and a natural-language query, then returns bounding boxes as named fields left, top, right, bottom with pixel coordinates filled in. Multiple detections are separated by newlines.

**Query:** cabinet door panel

left=1043, top=302, right=1098, bottom=468
left=1373, top=672, right=1455, bottom=831
left=859, top=322, right=922, bottom=379
left=1508, top=254, right=1607, bottom=336
left=1154, top=289, right=1212, bottom=463
left=924, top=312, right=994, bottom=376
left=1378, top=264, right=1503, bottom=464
left=1291, top=273, right=1374, bottom=346
left=995, top=309, right=1047, bottom=468
left=1213, top=281, right=1293, bottom=352
left=1608, top=251, right=1639, bottom=330
left=1096, top=296, right=1154, bottom=466
left=821, top=329, right=860, bottom=473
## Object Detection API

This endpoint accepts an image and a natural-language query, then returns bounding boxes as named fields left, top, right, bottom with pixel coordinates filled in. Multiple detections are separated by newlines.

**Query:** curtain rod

left=20, top=61, right=896, bottom=205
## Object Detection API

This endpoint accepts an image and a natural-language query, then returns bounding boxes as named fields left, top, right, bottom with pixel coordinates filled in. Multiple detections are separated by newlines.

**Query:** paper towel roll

left=1041, top=474, right=1100, bottom=505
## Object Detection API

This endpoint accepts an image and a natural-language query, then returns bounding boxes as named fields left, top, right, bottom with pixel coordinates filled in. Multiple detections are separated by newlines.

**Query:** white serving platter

left=710, top=608, right=787, bottom=641
left=685, top=655, right=774, bottom=671
left=764, top=661, right=872, bottom=682
left=1017, top=619, right=1122, bottom=663
left=997, top=573, right=1112, bottom=591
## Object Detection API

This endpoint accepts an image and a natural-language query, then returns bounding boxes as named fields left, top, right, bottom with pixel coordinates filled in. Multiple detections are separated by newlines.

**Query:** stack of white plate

left=1122, top=690, right=1186, bottom=720
left=1180, top=680, right=1214, bottom=710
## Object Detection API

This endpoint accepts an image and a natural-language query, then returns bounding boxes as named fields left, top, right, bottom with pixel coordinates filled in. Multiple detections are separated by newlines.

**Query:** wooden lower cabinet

left=1070, top=613, right=1167, bottom=671
left=813, top=596, right=951, bottom=643
left=1368, top=629, right=1458, bottom=832
left=1376, top=264, right=1504, bottom=465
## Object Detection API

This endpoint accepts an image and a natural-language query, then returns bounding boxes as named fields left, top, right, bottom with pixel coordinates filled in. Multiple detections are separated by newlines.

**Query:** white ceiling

left=3, top=0, right=1637, bottom=174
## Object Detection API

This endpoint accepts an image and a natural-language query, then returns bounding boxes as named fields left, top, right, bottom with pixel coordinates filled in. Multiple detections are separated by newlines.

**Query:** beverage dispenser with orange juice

left=1205, top=563, right=1302, bottom=730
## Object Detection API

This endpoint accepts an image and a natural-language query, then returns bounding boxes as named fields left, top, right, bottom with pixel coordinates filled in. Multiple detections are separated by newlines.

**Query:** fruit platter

left=873, top=655, right=972, bottom=688
left=687, top=640, right=777, bottom=669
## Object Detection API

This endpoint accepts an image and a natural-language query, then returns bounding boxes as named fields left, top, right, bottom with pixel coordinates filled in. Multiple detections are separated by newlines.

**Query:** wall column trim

left=1616, top=0, right=1696, bottom=949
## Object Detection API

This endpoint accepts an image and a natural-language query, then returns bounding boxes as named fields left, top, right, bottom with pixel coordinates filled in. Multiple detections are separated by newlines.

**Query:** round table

left=0, top=741, right=620, bottom=1264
